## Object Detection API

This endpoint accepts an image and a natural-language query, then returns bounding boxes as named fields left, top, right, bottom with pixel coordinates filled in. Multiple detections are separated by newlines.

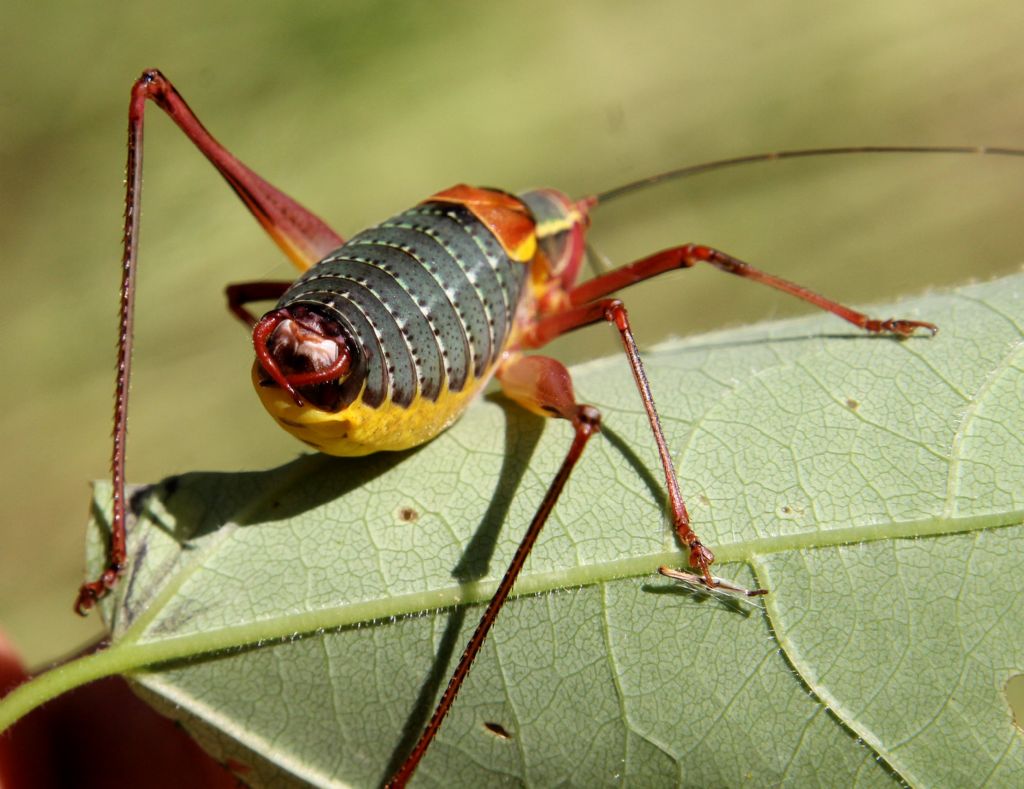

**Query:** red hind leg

left=128, top=70, right=344, bottom=271
left=76, top=71, right=344, bottom=614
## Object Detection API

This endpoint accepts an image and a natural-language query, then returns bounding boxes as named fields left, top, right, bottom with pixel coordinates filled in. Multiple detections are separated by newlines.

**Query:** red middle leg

left=568, top=244, right=937, bottom=336
left=523, top=299, right=726, bottom=587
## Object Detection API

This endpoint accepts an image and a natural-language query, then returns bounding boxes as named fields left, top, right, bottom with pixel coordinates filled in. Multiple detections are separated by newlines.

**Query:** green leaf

left=7, top=274, right=1024, bottom=787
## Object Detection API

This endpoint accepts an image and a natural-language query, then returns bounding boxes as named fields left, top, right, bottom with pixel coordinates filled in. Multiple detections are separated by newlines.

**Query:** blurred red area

left=0, top=632, right=242, bottom=789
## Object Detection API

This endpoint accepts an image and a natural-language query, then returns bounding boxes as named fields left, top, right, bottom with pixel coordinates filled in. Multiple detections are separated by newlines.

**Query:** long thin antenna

left=591, top=145, right=1024, bottom=205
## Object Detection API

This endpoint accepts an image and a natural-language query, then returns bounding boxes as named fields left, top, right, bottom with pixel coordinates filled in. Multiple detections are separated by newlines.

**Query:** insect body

left=251, top=187, right=540, bottom=456
left=76, top=70, right=1023, bottom=786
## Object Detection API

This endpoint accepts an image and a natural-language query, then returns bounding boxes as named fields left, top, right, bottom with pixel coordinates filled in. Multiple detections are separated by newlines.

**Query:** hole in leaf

left=1006, top=674, right=1024, bottom=735
left=483, top=721, right=512, bottom=739
left=777, top=503, right=805, bottom=519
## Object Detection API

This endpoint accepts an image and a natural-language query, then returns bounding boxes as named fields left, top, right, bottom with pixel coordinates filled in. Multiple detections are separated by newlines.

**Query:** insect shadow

left=96, top=443, right=418, bottom=628
left=649, top=326, right=936, bottom=360
left=95, top=395, right=547, bottom=623
left=641, top=579, right=760, bottom=618
left=90, top=384, right=738, bottom=764
left=597, top=428, right=761, bottom=618
left=385, top=397, right=546, bottom=777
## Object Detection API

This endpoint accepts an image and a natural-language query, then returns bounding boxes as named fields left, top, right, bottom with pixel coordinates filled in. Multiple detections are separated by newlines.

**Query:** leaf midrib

left=119, top=508, right=1024, bottom=662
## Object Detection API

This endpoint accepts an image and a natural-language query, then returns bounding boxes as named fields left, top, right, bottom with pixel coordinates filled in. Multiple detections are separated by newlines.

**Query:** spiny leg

left=568, top=244, right=937, bottom=336
left=75, top=71, right=343, bottom=614
left=387, top=354, right=600, bottom=787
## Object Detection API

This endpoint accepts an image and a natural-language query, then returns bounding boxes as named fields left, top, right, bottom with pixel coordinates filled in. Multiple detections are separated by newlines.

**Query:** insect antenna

left=589, top=145, right=1024, bottom=206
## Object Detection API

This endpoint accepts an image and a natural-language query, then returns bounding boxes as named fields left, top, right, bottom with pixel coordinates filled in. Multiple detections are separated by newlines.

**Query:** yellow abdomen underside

left=252, top=363, right=488, bottom=457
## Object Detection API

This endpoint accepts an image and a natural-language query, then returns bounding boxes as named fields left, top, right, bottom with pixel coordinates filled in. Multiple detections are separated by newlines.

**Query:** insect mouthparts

left=270, top=315, right=343, bottom=371
left=253, top=306, right=353, bottom=407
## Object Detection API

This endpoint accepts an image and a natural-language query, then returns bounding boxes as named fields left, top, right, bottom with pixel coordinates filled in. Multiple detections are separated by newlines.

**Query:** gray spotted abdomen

left=277, top=201, right=529, bottom=410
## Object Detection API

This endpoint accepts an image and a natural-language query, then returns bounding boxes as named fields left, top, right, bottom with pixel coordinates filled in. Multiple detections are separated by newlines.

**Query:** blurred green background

left=2, top=1, right=1021, bottom=666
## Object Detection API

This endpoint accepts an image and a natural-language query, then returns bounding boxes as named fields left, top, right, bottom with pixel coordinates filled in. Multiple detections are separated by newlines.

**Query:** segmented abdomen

left=277, top=201, right=529, bottom=409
